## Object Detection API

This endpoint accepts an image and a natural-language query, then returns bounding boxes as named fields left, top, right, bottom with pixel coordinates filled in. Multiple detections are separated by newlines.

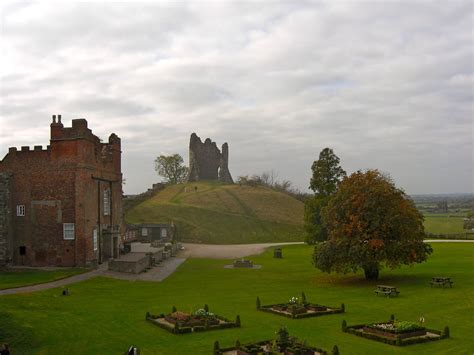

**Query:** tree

left=309, top=148, right=346, bottom=197
left=154, top=154, right=188, bottom=184
left=463, top=211, right=474, bottom=231
left=305, top=148, right=345, bottom=244
left=313, top=169, right=432, bottom=280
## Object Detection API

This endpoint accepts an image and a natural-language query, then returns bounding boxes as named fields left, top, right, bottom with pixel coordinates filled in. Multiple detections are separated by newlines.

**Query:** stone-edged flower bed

left=343, top=318, right=449, bottom=346
left=146, top=306, right=240, bottom=334
left=224, top=259, right=262, bottom=269
left=214, top=327, right=332, bottom=355
left=257, top=293, right=345, bottom=319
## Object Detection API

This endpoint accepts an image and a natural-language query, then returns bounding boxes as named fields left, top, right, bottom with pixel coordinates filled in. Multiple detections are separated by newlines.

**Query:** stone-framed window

left=16, top=205, right=25, bottom=216
left=161, top=228, right=167, bottom=238
left=103, top=189, right=111, bottom=216
left=63, top=223, right=75, bottom=240
left=142, top=228, right=148, bottom=236
left=93, top=228, right=98, bottom=251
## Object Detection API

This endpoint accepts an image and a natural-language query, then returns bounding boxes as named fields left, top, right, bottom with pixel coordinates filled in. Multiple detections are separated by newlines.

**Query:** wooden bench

left=375, top=285, right=399, bottom=297
left=429, top=277, right=453, bottom=288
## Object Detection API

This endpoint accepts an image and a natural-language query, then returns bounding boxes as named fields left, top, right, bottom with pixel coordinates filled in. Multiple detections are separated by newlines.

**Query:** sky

left=0, top=1, right=472, bottom=195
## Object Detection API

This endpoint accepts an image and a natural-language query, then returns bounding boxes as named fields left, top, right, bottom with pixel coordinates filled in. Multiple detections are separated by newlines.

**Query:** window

left=103, top=189, right=111, bottom=216
left=160, top=228, right=167, bottom=238
left=93, top=228, right=98, bottom=251
left=16, top=205, right=25, bottom=216
left=63, top=223, right=75, bottom=240
left=142, top=228, right=148, bottom=236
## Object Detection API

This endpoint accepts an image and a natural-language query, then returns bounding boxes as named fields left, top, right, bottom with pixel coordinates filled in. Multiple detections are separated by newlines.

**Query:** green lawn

left=0, top=244, right=473, bottom=354
left=0, top=268, right=87, bottom=290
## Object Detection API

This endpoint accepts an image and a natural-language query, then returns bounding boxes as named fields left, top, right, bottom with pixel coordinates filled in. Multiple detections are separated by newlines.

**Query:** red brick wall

left=0, top=118, right=123, bottom=267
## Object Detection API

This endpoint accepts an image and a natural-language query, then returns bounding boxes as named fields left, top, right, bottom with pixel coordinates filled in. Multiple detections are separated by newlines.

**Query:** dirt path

left=0, top=267, right=104, bottom=295
left=180, top=242, right=304, bottom=259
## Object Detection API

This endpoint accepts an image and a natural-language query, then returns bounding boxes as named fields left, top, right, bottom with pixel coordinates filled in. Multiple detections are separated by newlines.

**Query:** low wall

left=108, top=253, right=151, bottom=274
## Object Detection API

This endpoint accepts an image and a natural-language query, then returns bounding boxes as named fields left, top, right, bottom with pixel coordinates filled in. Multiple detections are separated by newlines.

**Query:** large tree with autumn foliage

left=313, top=169, right=432, bottom=280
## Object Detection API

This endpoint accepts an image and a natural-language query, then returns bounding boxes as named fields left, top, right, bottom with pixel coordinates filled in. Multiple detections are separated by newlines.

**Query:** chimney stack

left=52, top=115, right=56, bottom=123
left=58, top=114, right=62, bottom=123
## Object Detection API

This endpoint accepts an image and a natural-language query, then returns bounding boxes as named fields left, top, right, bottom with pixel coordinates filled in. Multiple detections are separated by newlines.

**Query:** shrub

left=172, top=306, right=177, bottom=313
left=341, top=303, right=345, bottom=312
left=235, top=340, right=241, bottom=349
left=235, top=315, right=241, bottom=327
left=390, top=314, right=395, bottom=321
left=204, top=304, right=209, bottom=312
left=301, top=292, right=306, bottom=303
left=443, top=326, right=450, bottom=338
left=213, top=341, right=220, bottom=355
left=342, top=320, right=347, bottom=332
left=396, top=336, right=402, bottom=346
left=256, top=296, right=261, bottom=309
left=332, top=345, right=339, bottom=355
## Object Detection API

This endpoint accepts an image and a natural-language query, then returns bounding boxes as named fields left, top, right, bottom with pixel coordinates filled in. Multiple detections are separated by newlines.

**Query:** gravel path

left=180, top=242, right=304, bottom=259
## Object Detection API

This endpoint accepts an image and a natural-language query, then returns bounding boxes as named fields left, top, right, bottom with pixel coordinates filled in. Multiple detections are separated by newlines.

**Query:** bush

left=172, top=306, right=177, bottom=313
left=342, top=320, right=347, bottom=332
left=235, top=315, right=241, bottom=327
left=256, top=296, right=261, bottom=309
left=341, top=303, right=345, bottom=312
left=204, top=304, right=209, bottom=312
left=213, top=341, right=220, bottom=355
left=301, top=292, right=306, bottom=303
left=390, top=314, right=395, bottom=321
left=331, top=345, right=339, bottom=355
left=443, top=326, right=450, bottom=338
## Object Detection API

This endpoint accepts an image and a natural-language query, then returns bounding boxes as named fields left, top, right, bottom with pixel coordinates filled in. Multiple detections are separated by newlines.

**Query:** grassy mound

left=125, top=181, right=304, bottom=244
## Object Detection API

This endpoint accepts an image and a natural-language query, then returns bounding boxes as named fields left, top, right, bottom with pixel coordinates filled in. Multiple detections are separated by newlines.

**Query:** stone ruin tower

left=187, top=133, right=233, bottom=184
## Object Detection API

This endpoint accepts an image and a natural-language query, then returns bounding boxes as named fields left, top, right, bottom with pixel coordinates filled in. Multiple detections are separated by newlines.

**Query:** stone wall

left=187, top=133, right=233, bottom=183
left=0, top=173, right=12, bottom=266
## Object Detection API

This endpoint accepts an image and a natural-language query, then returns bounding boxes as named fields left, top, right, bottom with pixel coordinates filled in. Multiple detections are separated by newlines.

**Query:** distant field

left=0, top=268, right=86, bottom=290
left=126, top=181, right=305, bottom=244
left=423, top=213, right=469, bottom=235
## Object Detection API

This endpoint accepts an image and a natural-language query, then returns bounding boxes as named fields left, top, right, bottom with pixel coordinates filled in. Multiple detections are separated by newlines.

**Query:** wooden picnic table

left=429, top=277, right=453, bottom=288
left=375, top=285, right=399, bottom=297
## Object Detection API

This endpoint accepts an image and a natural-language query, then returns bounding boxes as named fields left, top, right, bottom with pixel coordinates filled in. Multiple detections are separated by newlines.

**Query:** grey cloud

left=0, top=1, right=472, bottom=194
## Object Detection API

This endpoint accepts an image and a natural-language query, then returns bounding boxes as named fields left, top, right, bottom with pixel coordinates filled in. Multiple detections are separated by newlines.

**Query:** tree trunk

left=363, top=264, right=379, bottom=280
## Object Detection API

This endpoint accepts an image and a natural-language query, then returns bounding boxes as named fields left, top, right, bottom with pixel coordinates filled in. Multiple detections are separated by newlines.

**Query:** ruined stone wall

left=187, top=133, right=233, bottom=184
left=0, top=173, right=12, bottom=266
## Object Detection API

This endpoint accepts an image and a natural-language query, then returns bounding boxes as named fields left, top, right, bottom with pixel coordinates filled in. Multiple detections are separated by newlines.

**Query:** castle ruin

left=187, top=133, right=233, bottom=184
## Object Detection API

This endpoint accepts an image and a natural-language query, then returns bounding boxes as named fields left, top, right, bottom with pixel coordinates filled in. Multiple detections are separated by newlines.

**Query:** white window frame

left=93, top=228, right=98, bottom=251
left=63, top=223, right=75, bottom=240
left=142, top=228, right=148, bottom=236
left=103, top=189, right=111, bottom=216
left=160, top=228, right=167, bottom=238
left=16, top=205, right=25, bottom=216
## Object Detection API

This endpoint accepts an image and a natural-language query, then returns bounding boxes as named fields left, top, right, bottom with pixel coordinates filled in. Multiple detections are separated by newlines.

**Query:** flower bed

left=146, top=306, right=240, bottom=334
left=343, top=319, right=449, bottom=346
left=257, top=294, right=344, bottom=319
left=214, top=327, right=330, bottom=355
left=363, top=321, right=427, bottom=339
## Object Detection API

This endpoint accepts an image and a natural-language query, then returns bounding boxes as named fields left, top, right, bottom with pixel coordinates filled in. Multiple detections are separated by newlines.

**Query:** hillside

left=125, top=181, right=305, bottom=244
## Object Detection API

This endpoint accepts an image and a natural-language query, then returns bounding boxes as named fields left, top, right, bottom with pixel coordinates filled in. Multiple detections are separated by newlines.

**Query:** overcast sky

left=1, top=1, right=472, bottom=195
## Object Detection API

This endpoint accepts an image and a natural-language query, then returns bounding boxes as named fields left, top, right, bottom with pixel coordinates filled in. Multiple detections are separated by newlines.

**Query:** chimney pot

left=58, top=114, right=62, bottom=123
left=52, top=115, right=56, bottom=123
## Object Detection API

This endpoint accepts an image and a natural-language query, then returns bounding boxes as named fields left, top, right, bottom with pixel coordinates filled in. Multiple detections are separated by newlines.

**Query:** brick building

left=0, top=115, right=123, bottom=267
